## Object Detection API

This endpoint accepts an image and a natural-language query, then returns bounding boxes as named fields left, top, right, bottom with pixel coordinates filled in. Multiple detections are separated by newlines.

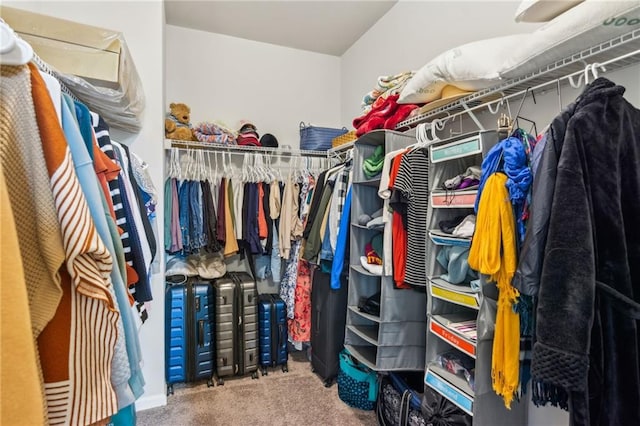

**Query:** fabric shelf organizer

left=300, top=121, right=348, bottom=151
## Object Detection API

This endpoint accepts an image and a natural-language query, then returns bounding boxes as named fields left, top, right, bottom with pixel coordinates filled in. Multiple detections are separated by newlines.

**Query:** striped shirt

left=391, top=148, right=430, bottom=287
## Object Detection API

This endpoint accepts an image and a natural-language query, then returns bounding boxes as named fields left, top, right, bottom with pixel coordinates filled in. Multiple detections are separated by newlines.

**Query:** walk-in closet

left=2, top=1, right=640, bottom=425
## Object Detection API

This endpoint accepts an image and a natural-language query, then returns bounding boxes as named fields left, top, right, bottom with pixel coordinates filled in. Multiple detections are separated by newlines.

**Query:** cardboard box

left=1, top=6, right=122, bottom=86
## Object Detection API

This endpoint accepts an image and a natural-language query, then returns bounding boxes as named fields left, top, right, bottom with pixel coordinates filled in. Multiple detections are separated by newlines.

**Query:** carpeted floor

left=137, top=352, right=377, bottom=426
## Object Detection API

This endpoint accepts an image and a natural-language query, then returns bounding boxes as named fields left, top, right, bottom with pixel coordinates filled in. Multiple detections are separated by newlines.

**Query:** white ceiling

left=164, top=0, right=398, bottom=56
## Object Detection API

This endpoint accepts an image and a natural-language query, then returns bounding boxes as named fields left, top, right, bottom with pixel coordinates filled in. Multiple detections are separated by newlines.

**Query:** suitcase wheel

left=207, top=379, right=214, bottom=388
left=261, top=367, right=268, bottom=376
left=251, top=371, right=259, bottom=380
left=217, top=377, right=225, bottom=386
left=282, top=364, right=289, bottom=373
left=167, top=384, right=174, bottom=396
left=323, top=378, right=333, bottom=388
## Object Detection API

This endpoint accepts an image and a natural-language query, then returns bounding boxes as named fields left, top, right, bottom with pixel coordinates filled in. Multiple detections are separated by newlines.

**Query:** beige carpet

left=137, top=352, right=377, bottom=426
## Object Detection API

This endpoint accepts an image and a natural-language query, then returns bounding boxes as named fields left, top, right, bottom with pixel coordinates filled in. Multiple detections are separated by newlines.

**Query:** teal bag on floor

left=337, top=349, right=378, bottom=410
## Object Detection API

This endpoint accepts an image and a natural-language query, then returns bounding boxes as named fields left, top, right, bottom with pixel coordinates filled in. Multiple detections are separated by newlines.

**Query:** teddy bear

left=165, top=102, right=195, bottom=141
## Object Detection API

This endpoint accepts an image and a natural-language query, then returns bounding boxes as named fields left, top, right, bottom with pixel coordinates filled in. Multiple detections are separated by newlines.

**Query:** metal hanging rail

left=396, top=27, right=640, bottom=130
left=164, top=139, right=330, bottom=158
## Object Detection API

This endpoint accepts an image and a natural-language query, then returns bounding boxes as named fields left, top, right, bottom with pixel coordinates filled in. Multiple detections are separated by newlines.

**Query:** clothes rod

left=165, top=139, right=329, bottom=158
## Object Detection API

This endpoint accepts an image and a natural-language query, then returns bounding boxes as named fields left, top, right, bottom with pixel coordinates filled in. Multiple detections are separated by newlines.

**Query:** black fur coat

left=531, top=78, right=640, bottom=426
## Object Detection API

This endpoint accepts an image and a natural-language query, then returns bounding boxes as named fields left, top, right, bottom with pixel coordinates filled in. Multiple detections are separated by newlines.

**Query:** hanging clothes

left=530, top=78, right=640, bottom=426
left=92, top=113, right=140, bottom=291
left=30, top=64, right=119, bottom=425
left=390, top=147, right=430, bottom=288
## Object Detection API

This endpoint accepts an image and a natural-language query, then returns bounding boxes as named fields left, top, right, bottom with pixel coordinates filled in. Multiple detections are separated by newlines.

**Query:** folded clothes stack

left=352, top=94, right=419, bottom=136
left=357, top=207, right=384, bottom=229
left=437, top=350, right=476, bottom=392
left=193, top=121, right=237, bottom=145
left=438, top=214, right=476, bottom=238
left=362, top=145, right=385, bottom=178
left=442, top=166, right=481, bottom=191
left=360, top=71, right=415, bottom=114
left=237, top=121, right=260, bottom=146
left=359, top=233, right=383, bottom=275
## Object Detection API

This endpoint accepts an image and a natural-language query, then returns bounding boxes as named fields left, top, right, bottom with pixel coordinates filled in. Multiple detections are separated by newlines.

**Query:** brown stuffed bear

left=165, top=102, right=195, bottom=141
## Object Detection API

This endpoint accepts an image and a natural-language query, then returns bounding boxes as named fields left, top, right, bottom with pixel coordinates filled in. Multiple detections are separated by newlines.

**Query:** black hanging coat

left=530, top=78, right=640, bottom=426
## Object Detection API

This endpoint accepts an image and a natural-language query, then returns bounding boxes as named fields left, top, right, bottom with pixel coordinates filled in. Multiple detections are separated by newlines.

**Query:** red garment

left=289, top=260, right=312, bottom=342
left=389, top=150, right=410, bottom=289
left=257, top=182, right=268, bottom=239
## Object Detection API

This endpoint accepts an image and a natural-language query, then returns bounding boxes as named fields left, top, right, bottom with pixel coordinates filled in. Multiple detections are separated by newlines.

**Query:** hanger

left=0, top=21, right=33, bottom=65
left=511, top=87, right=538, bottom=137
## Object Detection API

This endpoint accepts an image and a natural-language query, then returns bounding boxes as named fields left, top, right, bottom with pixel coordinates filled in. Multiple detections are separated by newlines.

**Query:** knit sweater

left=0, top=162, right=45, bottom=425
left=0, top=64, right=66, bottom=423
left=30, top=64, right=118, bottom=425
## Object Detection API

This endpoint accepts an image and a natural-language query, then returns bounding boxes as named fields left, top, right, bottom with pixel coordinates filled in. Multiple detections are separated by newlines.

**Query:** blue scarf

left=475, top=136, right=532, bottom=243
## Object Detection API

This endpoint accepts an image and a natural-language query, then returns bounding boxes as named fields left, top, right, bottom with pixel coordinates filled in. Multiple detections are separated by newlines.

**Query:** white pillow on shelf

left=399, top=0, right=640, bottom=106
left=501, top=0, right=640, bottom=79
left=514, top=0, right=585, bottom=23
left=398, top=34, right=529, bottom=104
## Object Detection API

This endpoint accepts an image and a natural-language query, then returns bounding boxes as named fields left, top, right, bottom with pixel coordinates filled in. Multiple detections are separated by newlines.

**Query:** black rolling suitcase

left=258, top=294, right=289, bottom=375
left=213, top=272, right=259, bottom=384
left=310, top=270, right=349, bottom=387
left=165, top=278, right=215, bottom=395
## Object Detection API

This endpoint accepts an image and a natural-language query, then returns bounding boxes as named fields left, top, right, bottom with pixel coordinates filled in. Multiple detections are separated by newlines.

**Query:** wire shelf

left=396, top=28, right=640, bottom=130
left=164, top=139, right=330, bottom=157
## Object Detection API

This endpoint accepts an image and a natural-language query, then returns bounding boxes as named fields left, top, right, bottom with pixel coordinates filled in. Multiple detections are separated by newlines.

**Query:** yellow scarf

left=468, top=172, right=520, bottom=409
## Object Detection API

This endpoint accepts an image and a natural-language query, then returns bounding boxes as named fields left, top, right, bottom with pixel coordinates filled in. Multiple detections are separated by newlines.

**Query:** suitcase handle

left=198, top=320, right=204, bottom=347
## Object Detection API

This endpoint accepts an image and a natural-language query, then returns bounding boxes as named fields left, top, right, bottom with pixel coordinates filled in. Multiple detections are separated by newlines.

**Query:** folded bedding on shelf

left=193, top=122, right=237, bottom=144
left=361, top=71, right=415, bottom=113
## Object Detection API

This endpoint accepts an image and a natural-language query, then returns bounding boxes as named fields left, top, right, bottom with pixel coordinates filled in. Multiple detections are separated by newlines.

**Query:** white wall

left=165, top=24, right=342, bottom=149
left=3, top=0, right=167, bottom=412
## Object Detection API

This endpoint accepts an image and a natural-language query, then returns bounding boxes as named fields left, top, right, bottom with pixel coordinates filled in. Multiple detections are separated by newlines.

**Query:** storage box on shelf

left=344, top=129, right=426, bottom=372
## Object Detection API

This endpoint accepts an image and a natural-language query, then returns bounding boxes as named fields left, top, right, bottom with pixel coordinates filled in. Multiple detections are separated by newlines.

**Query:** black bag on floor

left=421, top=387, right=472, bottom=426
left=377, top=373, right=426, bottom=426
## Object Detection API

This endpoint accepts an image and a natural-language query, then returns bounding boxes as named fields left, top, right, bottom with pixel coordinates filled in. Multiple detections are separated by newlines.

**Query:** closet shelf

left=429, top=315, right=477, bottom=359
left=351, top=264, right=385, bottom=277
left=351, top=223, right=385, bottom=231
left=348, top=306, right=381, bottom=323
left=347, top=325, right=379, bottom=346
left=353, top=177, right=381, bottom=187
left=397, top=28, right=640, bottom=130
left=344, top=344, right=378, bottom=370
left=164, top=139, right=330, bottom=157
left=429, top=277, right=479, bottom=310
left=428, top=229, right=471, bottom=248
left=425, top=364, right=474, bottom=416
left=431, top=190, right=477, bottom=209
left=354, top=129, right=387, bottom=146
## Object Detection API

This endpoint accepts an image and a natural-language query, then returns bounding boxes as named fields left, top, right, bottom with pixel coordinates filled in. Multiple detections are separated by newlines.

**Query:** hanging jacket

left=512, top=97, right=575, bottom=297
left=530, top=78, right=640, bottom=426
